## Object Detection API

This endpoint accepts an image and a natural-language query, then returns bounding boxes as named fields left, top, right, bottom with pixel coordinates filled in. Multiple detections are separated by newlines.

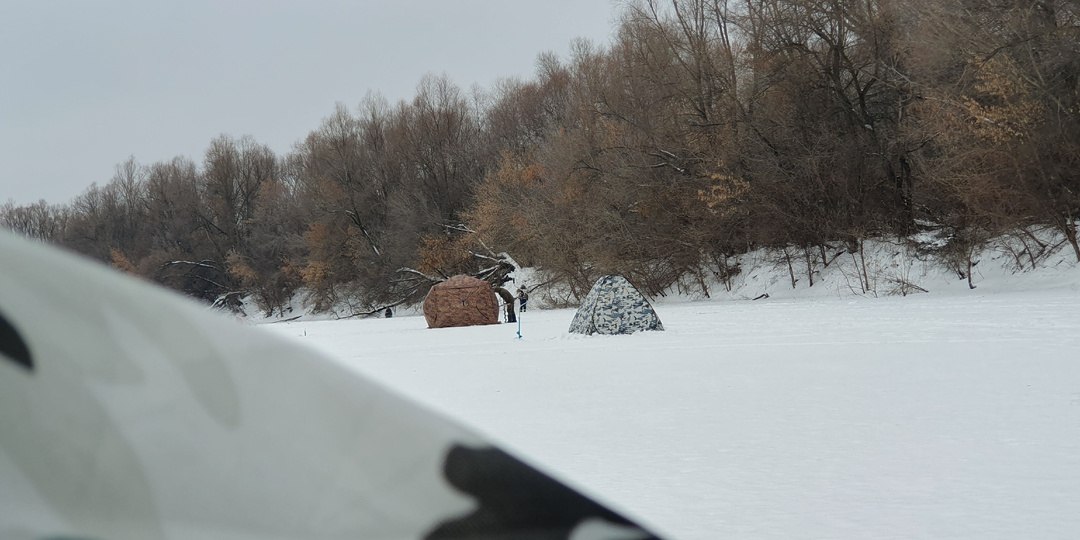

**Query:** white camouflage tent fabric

left=568, top=275, right=664, bottom=336
left=0, top=232, right=662, bottom=540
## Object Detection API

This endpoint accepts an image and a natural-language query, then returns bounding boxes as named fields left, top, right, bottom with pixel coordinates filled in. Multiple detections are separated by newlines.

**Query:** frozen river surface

left=267, top=289, right=1080, bottom=540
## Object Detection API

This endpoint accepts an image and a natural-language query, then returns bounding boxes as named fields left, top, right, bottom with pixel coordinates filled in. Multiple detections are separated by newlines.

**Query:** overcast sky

left=1, top=0, right=619, bottom=205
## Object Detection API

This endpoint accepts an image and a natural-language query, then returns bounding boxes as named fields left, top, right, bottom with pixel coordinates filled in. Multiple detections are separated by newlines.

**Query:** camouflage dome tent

left=423, top=275, right=500, bottom=329
left=568, top=275, right=664, bottom=335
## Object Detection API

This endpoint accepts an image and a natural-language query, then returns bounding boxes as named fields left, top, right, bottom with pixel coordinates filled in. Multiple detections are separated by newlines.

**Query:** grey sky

left=1, top=0, right=619, bottom=205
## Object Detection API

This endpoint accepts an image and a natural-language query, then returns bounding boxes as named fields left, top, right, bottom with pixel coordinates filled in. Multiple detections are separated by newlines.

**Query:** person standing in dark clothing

left=516, top=287, right=529, bottom=313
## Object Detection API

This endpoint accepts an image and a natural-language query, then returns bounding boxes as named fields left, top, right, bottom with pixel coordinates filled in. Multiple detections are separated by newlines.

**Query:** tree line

left=4, top=0, right=1078, bottom=313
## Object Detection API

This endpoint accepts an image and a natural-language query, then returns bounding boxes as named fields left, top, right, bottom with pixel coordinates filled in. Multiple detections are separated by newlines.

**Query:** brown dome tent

left=422, top=275, right=499, bottom=329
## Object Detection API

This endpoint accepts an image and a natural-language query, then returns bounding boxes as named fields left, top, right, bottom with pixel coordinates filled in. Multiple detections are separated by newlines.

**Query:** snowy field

left=263, top=284, right=1080, bottom=540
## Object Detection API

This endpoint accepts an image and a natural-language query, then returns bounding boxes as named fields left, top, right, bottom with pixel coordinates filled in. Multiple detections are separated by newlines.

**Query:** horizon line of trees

left=4, top=0, right=1078, bottom=314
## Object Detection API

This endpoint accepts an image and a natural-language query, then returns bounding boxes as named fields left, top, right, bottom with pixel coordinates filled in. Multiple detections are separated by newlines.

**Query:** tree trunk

left=966, top=249, right=977, bottom=290
left=784, top=248, right=796, bottom=289
left=494, top=287, right=516, bottom=323
left=858, top=239, right=871, bottom=294
left=1063, top=221, right=1080, bottom=263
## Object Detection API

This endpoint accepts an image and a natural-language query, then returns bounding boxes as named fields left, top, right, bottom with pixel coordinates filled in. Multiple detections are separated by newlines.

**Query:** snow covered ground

left=263, top=280, right=1080, bottom=539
